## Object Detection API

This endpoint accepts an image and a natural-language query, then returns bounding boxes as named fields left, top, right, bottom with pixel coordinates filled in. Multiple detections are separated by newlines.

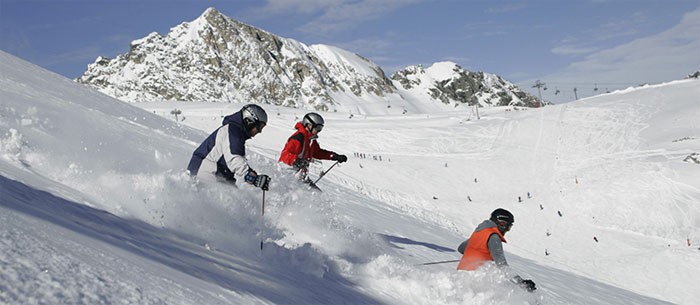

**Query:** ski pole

left=313, top=161, right=339, bottom=185
left=260, top=189, right=266, bottom=252
left=416, top=259, right=460, bottom=266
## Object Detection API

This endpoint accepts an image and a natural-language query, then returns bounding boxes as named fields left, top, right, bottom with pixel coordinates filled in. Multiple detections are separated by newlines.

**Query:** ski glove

left=331, top=154, right=348, bottom=163
left=255, top=174, right=271, bottom=191
left=457, top=239, right=468, bottom=254
left=244, top=169, right=257, bottom=184
left=513, top=276, right=537, bottom=292
left=244, top=169, right=270, bottom=191
left=293, top=158, right=309, bottom=170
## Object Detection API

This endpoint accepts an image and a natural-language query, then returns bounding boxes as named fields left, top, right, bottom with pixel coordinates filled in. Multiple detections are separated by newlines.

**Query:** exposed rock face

left=78, top=8, right=540, bottom=110
left=391, top=62, right=540, bottom=107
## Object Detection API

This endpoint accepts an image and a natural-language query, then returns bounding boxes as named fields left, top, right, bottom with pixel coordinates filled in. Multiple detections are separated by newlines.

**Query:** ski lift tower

left=532, top=80, right=546, bottom=107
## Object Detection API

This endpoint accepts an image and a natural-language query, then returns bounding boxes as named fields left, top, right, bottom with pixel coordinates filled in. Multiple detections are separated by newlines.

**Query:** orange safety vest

left=457, top=226, right=507, bottom=271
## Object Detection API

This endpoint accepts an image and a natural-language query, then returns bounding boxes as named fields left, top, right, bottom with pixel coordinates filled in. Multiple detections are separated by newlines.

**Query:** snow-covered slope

left=3, top=50, right=699, bottom=304
left=76, top=7, right=540, bottom=113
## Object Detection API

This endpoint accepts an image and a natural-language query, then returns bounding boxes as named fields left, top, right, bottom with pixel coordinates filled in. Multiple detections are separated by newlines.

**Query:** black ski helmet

left=302, top=112, right=324, bottom=131
left=490, top=208, right=514, bottom=231
left=241, top=104, right=268, bottom=131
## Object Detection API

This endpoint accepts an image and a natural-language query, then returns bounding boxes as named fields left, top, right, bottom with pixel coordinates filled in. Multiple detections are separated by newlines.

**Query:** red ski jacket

left=279, top=122, right=335, bottom=166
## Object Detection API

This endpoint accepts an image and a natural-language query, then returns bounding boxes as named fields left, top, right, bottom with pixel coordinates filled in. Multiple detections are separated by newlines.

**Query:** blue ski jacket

left=186, top=110, right=253, bottom=177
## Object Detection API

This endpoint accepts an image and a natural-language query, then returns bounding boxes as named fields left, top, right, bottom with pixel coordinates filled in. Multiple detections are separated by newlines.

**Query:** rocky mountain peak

left=77, top=8, right=540, bottom=112
left=391, top=61, right=539, bottom=107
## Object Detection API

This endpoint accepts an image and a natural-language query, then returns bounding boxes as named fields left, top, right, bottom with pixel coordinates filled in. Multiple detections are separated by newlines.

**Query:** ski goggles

left=255, top=122, right=266, bottom=132
left=497, top=219, right=514, bottom=231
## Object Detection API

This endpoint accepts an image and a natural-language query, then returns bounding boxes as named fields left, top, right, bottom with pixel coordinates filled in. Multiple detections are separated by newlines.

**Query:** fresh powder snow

left=1, top=50, right=699, bottom=304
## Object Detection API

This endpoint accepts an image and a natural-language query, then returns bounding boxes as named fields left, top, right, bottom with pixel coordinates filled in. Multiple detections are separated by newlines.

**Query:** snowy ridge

left=391, top=61, right=540, bottom=108
left=76, top=7, right=398, bottom=111
left=3, top=50, right=700, bottom=304
left=76, top=7, right=540, bottom=113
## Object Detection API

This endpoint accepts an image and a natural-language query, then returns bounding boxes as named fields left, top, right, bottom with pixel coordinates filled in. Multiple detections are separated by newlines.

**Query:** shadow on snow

left=0, top=175, right=382, bottom=304
left=378, top=233, right=455, bottom=252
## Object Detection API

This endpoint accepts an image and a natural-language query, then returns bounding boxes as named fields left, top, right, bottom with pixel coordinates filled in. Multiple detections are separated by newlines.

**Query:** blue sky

left=1, top=0, right=698, bottom=103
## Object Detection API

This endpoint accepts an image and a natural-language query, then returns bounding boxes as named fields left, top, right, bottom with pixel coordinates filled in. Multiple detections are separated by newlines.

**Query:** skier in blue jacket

left=186, top=104, right=270, bottom=191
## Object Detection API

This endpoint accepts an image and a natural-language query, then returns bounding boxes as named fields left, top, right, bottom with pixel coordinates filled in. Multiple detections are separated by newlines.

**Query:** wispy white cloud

left=551, top=45, right=600, bottom=56
left=593, top=11, right=647, bottom=41
left=485, top=3, right=527, bottom=14
left=254, top=0, right=426, bottom=36
left=530, top=7, right=700, bottom=103
left=306, top=0, right=426, bottom=35
left=460, top=21, right=512, bottom=39
left=335, top=36, right=394, bottom=56
left=256, top=0, right=344, bottom=15
left=550, top=11, right=650, bottom=58
left=332, top=33, right=410, bottom=74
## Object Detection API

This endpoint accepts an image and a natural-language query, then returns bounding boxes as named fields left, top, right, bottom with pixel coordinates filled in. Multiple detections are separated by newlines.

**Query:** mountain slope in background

left=76, top=7, right=540, bottom=113
left=3, top=49, right=700, bottom=305
left=391, top=61, right=540, bottom=108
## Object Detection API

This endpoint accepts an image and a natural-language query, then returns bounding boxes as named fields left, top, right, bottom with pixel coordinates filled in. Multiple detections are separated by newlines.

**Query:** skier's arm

left=187, top=153, right=204, bottom=176
left=212, top=126, right=252, bottom=177
left=279, top=136, right=303, bottom=165
left=187, top=130, right=218, bottom=176
left=310, top=140, right=334, bottom=160
left=487, top=234, right=508, bottom=267
left=486, top=233, right=537, bottom=292
left=225, top=155, right=252, bottom=178
left=457, top=239, right=469, bottom=254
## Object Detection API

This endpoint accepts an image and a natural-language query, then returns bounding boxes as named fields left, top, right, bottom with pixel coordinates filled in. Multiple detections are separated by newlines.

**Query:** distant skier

left=186, top=104, right=271, bottom=191
left=279, top=112, right=347, bottom=185
left=456, top=208, right=537, bottom=292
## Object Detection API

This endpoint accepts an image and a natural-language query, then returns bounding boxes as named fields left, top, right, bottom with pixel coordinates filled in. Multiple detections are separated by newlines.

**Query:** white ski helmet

left=241, top=104, right=268, bottom=131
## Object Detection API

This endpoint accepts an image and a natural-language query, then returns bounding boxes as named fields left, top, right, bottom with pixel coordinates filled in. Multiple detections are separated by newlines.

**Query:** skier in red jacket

left=279, top=113, right=347, bottom=184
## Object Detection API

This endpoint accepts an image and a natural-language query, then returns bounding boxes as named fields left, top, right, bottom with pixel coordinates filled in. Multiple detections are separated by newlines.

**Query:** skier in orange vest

left=456, top=208, right=537, bottom=292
